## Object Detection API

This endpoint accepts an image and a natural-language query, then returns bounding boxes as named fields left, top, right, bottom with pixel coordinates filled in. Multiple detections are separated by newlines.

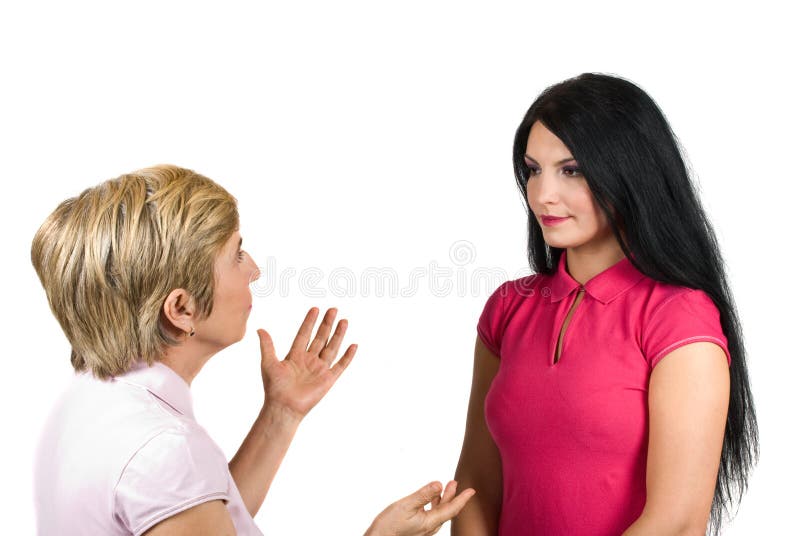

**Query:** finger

left=403, top=481, right=443, bottom=512
left=425, top=487, right=476, bottom=526
left=320, top=318, right=348, bottom=365
left=307, top=307, right=337, bottom=356
left=289, top=307, right=319, bottom=354
left=257, top=329, right=278, bottom=369
left=330, top=343, right=358, bottom=379
left=440, top=480, right=457, bottom=504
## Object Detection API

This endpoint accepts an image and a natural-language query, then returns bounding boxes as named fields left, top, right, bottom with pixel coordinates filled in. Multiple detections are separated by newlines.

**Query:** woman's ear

left=162, top=288, right=195, bottom=335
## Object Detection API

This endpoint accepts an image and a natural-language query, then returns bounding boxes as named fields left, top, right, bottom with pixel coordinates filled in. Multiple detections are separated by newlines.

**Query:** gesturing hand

left=365, top=481, right=476, bottom=536
left=257, top=307, right=357, bottom=420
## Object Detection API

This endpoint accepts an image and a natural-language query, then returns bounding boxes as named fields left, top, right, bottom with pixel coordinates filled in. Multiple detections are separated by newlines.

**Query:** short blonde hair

left=31, top=165, right=239, bottom=380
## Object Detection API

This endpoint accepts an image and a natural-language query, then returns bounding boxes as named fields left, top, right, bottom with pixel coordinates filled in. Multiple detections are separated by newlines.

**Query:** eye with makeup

left=237, top=249, right=246, bottom=262
left=524, top=162, right=583, bottom=178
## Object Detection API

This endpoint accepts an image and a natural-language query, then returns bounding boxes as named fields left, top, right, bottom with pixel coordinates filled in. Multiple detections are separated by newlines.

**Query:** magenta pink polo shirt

left=478, top=252, right=730, bottom=535
left=34, top=360, right=262, bottom=535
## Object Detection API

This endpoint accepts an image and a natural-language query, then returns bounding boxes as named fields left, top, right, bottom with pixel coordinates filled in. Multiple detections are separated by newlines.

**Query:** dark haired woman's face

left=524, top=121, right=617, bottom=253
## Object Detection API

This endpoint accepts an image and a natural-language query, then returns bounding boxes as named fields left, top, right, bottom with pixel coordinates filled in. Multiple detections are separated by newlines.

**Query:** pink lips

left=541, top=215, right=571, bottom=226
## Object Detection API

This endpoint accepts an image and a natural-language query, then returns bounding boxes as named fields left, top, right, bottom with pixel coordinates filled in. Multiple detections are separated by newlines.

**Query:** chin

left=232, top=328, right=247, bottom=344
left=543, top=236, right=584, bottom=249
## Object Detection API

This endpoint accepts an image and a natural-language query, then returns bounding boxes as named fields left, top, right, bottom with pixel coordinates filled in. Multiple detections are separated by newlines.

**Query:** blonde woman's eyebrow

left=524, top=155, right=577, bottom=165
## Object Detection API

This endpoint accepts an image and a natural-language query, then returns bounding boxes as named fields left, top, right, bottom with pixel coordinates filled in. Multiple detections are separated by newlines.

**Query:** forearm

left=621, top=511, right=706, bottom=536
left=228, top=404, right=301, bottom=517
left=450, top=499, right=498, bottom=536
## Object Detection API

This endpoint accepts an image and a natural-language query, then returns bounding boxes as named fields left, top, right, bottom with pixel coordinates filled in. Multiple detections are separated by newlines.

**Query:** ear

left=162, top=288, right=196, bottom=334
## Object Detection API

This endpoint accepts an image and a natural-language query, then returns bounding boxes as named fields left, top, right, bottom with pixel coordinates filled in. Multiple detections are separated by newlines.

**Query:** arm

left=143, top=500, right=236, bottom=535
left=231, top=307, right=357, bottom=517
left=622, top=342, right=729, bottom=536
left=451, top=336, right=503, bottom=536
left=228, top=404, right=301, bottom=518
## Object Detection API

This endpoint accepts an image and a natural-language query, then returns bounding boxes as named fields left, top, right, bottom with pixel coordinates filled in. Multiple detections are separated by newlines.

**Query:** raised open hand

left=257, top=307, right=357, bottom=420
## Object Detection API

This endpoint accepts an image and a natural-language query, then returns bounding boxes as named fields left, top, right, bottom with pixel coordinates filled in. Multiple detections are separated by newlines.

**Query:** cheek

left=525, top=180, right=537, bottom=208
left=570, top=183, right=600, bottom=216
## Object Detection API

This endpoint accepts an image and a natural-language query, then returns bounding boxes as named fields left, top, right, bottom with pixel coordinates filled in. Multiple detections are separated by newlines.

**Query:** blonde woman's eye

left=237, top=250, right=245, bottom=261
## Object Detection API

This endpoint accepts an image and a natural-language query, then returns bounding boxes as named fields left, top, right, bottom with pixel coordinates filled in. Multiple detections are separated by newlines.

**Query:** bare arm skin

left=451, top=336, right=503, bottom=536
left=622, top=342, right=730, bottom=535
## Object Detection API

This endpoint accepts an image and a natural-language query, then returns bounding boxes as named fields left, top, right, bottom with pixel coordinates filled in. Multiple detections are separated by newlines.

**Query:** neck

left=159, top=342, right=217, bottom=387
left=564, top=242, right=626, bottom=285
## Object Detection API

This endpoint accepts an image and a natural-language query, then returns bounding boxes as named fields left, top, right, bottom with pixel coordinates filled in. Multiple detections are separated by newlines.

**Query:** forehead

left=525, top=121, right=572, bottom=156
left=225, top=231, right=242, bottom=249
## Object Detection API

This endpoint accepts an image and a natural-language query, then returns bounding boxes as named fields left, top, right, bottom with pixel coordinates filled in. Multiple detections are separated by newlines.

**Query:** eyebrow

left=524, top=155, right=577, bottom=165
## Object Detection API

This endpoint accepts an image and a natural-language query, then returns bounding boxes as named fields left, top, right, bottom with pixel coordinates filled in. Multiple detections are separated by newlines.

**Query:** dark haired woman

left=452, top=73, right=758, bottom=536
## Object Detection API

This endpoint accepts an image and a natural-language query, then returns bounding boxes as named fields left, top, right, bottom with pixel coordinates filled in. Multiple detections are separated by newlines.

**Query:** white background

left=1, top=1, right=797, bottom=534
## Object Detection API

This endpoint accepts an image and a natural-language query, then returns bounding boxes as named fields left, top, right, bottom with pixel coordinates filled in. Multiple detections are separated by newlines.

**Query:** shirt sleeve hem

left=649, top=335, right=732, bottom=369
left=477, top=327, right=501, bottom=358
left=132, top=491, right=230, bottom=536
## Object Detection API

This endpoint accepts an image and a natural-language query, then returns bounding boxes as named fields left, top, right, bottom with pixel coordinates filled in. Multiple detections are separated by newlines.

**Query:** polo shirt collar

left=112, top=360, right=195, bottom=419
left=549, top=251, right=646, bottom=305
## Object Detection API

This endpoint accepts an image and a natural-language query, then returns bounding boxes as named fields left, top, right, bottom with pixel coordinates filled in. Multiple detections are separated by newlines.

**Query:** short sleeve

left=114, top=428, right=231, bottom=536
left=642, top=289, right=731, bottom=369
left=477, top=281, right=511, bottom=357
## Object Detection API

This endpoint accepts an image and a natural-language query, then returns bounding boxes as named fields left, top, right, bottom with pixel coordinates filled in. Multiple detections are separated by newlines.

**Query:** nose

left=248, top=257, right=262, bottom=283
left=527, top=169, right=560, bottom=208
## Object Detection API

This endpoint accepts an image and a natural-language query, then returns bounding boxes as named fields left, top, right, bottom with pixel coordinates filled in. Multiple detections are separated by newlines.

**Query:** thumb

left=257, top=329, right=278, bottom=367
left=403, top=481, right=443, bottom=511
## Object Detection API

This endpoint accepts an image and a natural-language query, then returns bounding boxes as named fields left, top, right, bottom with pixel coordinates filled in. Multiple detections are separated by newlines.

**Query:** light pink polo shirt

left=478, top=252, right=731, bottom=535
left=34, top=360, right=263, bottom=535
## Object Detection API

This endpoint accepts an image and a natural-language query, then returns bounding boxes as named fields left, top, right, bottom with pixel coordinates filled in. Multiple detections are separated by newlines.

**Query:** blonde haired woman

left=31, top=165, right=473, bottom=535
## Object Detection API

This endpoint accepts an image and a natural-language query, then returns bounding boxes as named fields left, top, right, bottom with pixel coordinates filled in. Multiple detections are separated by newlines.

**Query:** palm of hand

left=258, top=307, right=357, bottom=419
left=367, top=481, right=476, bottom=536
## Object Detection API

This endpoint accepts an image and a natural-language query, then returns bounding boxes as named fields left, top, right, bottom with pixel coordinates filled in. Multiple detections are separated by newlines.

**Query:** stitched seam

left=641, top=288, right=695, bottom=363
left=133, top=492, right=229, bottom=535
left=651, top=335, right=727, bottom=364
left=498, top=280, right=509, bottom=357
left=112, top=427, right=189, bottom=528
left=115, top=379, right=188, bottom=419
left=647, top=288, right=694, bottom=323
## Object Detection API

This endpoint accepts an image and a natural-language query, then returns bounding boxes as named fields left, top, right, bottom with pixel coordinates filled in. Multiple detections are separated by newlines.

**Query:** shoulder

left=638, top=282, right=729, bottom=368
left=643, top=282, right=720, bottom=321
left=486, top=273, right=544, bottom=302
left=478, top=273, right=545, bottom=321
left=119, top=426, right=228, bottom=482
left=477, top=274, right=545, bottom=357
left=53, top=371, right=209, bottom=472
left=114, top=426, right=231, bottom=534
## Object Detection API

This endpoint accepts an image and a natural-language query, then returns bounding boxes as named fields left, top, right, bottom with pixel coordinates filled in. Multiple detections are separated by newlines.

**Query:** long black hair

left=512, top=73, right=758, bottom=535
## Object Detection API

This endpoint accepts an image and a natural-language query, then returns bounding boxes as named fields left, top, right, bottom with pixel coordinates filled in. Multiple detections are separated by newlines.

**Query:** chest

left=485, top=294, right=652, bottom=457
